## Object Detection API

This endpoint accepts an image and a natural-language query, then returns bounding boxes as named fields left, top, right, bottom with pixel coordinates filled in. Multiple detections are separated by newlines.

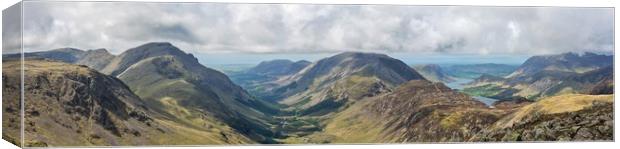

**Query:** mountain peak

left=88, top=48, right=111, bottom=54
left=332, top=51, right=390, bottom=60
left=271, top=51, right=425, bottom=111
left=142, top=41, right=173, bottom=47
left=131, top=42, right=180, bottom=52
left=293, top=51, right=424, bottom=86
left=101, top=42, right=197, bottom=76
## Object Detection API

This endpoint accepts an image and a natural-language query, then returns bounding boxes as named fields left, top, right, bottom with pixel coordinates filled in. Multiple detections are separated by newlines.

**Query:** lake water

left=444, top=77, right=498, bottom=107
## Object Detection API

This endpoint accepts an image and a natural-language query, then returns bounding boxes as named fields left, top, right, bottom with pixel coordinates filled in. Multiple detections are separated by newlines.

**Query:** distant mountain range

left=507, top=52, right=612, bottom=78
left=463, top=52, right=613, bottom=100
left=2, top=43, right=613, bottom=146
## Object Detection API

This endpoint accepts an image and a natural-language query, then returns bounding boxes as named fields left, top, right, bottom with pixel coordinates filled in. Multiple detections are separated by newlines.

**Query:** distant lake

left=444, top=77, right=498, bottom=107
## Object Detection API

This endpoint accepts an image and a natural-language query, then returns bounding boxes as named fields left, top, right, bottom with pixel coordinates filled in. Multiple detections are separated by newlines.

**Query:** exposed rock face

left=248, top=59, right=311, bottom=76
left=412, top=64, right=455, bottom=83
left=3, top=60, right=154, bottom=146
left=472, top=94, right=613, bottom=141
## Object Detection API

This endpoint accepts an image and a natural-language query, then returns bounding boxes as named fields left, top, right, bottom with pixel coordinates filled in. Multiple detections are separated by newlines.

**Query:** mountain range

left=2, top=42, right=614, bottom=146
left=463, top=52, right=613, bottom=100
left=507, top=52, right=612, bottom=78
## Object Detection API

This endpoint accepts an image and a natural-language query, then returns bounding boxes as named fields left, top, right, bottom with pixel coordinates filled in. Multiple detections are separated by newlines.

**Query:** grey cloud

left=2, top=2, right=22, bottom=54
left=18, top=2, right=614, bottom=55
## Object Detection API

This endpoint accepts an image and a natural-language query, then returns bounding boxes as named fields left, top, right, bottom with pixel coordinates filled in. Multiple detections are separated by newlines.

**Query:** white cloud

left=16, top=2, right=613, bottom=56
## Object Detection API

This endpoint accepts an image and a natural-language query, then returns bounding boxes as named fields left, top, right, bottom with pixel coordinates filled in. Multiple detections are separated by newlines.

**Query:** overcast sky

left=11, top=1, right=614, bottom=56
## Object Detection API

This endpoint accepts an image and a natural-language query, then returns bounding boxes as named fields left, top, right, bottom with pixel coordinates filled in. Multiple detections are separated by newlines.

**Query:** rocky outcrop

left=3, top=59, right=155, bottom=146
left=472, top=94, right=613, bottom=141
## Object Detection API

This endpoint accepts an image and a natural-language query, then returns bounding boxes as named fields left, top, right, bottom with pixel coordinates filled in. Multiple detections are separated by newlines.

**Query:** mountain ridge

left=109, top=42, right=278, bottom=143
left=272, top=52, right=426, bottom=115
left=507, top=52, right=612, bottom=78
